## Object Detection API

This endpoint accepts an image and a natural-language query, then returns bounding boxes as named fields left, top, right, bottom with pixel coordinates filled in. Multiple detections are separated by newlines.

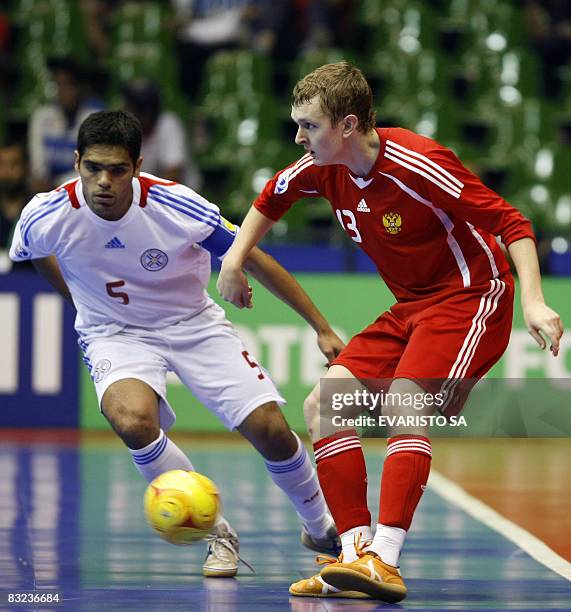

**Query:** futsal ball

left=144, top=469, right=220, bottom=545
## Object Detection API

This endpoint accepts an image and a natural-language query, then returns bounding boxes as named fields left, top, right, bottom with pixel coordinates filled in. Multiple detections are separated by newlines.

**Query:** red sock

left=379, top=435, right=432, bottom=530
left=314, top=429, right=371, bottom=534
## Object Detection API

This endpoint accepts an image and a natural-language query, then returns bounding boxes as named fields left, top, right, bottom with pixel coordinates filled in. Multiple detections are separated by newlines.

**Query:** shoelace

left=353, top=533, right=373, bottom=559
left=206, top=537, right=256, bottom=574
left=315, top=533, right=378, bottom=565
left=315, top=532, right=372, bottom=566
left=315, top=551, right=344, bottom=567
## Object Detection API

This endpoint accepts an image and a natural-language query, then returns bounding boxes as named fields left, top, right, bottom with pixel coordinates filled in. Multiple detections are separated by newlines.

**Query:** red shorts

left=331, top=277, right=514, bottom=416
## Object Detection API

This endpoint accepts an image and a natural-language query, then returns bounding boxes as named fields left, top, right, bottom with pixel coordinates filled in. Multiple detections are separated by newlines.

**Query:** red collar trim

left=58, top=180, right=81, bottom=209
left=138, top=175, right=177, bottom=208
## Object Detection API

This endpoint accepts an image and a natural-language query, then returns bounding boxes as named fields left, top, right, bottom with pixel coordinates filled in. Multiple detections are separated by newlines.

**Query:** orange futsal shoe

left=289, top=554, right=370, bottom=599
left=321, top=550, right=407, bottom=603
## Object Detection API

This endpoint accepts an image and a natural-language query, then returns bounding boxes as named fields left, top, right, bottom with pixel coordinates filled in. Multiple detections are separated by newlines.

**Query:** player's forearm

left=243, top=247, right=332, bottom=333
left=32, top=256, right=74, bottom=304
left=507, top=237, right=545, bottom=305
left=224, top=207, right=275, bottom=268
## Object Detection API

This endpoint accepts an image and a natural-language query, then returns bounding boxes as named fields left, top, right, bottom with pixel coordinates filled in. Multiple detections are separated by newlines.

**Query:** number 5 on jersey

left=336, top=209, right=362, bottom=243
left=106, top=280, right=129, bottom=305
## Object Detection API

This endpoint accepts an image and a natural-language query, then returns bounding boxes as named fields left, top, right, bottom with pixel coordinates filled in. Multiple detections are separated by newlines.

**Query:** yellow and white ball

left=144, top=469, right=220, bottom=545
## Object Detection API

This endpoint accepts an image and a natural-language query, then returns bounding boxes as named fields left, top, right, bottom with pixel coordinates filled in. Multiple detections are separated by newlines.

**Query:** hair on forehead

left=77, top=110, right=142, bottom=166
left=292, top=61, right=376, bottom=133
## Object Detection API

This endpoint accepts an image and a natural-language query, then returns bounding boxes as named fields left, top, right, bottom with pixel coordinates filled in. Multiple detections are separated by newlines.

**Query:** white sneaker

left=203, top=518, right=240, bottom=577
left=301, top=514, right=341, bottom=556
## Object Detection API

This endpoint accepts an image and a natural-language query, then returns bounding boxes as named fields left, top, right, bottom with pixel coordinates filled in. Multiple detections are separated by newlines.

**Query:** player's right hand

left=217, top=261, right=253, bottom=309
left=523, top=300, right=564, bottom=356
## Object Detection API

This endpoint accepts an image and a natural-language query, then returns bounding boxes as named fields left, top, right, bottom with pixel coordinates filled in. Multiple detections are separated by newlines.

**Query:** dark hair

left=77, top=110, right=142, bottom=165
left=293, top=61, right=376, bottom=133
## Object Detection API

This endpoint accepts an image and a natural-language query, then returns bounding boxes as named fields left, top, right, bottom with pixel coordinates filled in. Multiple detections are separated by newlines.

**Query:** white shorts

left=79, top=302, right=285, bottom=431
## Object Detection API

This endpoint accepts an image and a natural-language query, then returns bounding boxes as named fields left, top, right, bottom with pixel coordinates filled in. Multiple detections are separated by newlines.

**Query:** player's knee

left=102, top=395, right=159, bottom=449
left=381, top=400, right=405, bottom=420
left=238, top=403, right=296, bottom=460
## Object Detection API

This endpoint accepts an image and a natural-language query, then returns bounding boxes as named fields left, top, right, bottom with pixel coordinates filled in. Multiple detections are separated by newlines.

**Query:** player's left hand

left=523, top=300, right=564, bottom=356
left=317, top=329, right=346, bottom=366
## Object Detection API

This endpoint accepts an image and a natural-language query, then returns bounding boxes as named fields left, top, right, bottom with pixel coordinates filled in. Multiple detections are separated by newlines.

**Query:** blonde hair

left=292, top=61, right=376, bottom=133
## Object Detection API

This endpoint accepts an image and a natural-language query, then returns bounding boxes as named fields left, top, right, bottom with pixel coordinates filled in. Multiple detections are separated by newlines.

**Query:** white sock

left=130, top=431, right=235, bottom=537
left=340, top=525, right=373, bottom=562
left=129, top=429, right=194, bottom=483
left=264, top=431, right=330, bottom=537
left=368, top=523, right=406, bottom=567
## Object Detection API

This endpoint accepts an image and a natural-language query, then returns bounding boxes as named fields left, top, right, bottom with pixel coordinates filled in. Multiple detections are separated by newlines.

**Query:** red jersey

left=255, top=128, right=534, bottom=302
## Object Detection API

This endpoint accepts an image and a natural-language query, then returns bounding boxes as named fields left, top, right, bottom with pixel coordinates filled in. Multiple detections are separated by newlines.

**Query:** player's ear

left=342, top=114, right=359, bottom=137
left=73, top=150, right=80, bottom=172
left=134, top=156, right=143, bottom=176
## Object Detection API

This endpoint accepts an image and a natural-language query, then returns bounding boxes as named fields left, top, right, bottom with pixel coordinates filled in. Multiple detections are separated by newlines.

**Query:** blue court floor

left=0, top=434, right=569, bottom=611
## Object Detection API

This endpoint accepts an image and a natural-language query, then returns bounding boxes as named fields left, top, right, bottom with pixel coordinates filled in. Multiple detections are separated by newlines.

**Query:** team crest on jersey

left=140, top=248, right=169, bottom=271
left=93, top=359, right=112, bottom=383
left=382, top=212, right=402, bottom=235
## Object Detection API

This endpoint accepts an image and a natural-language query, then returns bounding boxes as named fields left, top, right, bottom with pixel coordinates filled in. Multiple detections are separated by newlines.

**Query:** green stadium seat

left=9, top=0, right=90, bottom=116
left=110, top=1, right=170, bottom=47
left=105, top=1, right=181, bottom=108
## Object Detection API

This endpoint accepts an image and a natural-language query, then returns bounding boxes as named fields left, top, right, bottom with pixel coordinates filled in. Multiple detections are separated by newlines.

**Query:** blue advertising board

left=0, top=269, right=79, bottom=427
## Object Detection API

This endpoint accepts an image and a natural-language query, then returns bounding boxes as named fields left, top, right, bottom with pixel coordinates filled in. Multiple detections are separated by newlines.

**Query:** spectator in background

left=526, top=0, right=571, bottom=100
left=121, top=78, right=202, bottom=189
left=0, top=138, right=29, bottom=272
left=80, top=0, right=115, bottom=67
left=28, top=56, right=103, bottom=194
left=170, top=0, right=250, bottom=101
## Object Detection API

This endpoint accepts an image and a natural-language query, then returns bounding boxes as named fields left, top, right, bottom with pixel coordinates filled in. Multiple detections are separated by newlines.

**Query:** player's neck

left=343, top=129, right=380, bottom=177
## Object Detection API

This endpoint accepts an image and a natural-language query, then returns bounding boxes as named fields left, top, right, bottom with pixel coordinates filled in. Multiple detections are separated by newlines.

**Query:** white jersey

left=9, top=173, right=238, bottom=337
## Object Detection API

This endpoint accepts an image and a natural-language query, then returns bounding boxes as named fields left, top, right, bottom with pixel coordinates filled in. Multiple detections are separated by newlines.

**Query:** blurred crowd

left=0, top=0, right=570, bottom=272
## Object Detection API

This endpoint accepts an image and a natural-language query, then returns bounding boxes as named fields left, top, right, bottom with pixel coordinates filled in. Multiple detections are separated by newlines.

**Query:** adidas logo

left=104, top=237, right=125, bottom=249
left=357, top=199, right=370, bottom=213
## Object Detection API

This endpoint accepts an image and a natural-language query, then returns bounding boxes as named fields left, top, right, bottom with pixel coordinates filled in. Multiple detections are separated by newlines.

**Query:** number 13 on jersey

left=336, top=209, right=362, bottom=243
